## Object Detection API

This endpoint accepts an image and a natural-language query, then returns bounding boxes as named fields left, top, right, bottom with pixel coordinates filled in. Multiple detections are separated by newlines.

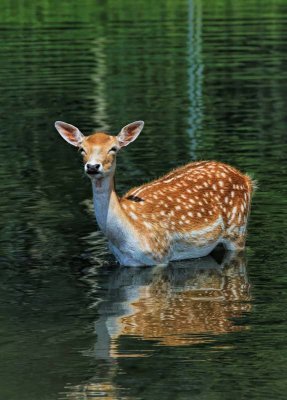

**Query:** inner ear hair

left=54, top=121, right=84, bottom=147
left=117, top=120, right=144, bottom=147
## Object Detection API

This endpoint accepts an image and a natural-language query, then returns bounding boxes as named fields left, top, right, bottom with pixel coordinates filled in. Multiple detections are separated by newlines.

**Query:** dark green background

left=0, top=0, right=287, bottom=399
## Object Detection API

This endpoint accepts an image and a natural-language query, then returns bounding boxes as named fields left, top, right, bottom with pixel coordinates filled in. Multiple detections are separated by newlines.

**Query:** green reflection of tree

left=199, top=0, right=287, bottom=169
left=0, top=1, right=104, bottom=266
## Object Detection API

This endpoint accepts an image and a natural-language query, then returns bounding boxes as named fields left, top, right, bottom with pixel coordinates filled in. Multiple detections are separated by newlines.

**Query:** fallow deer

left=55, top=120, right=255, bottom=266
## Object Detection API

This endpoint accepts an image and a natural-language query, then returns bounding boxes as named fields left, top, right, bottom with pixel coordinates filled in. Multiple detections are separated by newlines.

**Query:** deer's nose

left=86, top=163, right=101, bottom=174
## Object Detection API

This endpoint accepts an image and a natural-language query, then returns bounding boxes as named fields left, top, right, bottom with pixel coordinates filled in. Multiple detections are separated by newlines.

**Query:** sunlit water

left=0, top=1, right=287, bottom=399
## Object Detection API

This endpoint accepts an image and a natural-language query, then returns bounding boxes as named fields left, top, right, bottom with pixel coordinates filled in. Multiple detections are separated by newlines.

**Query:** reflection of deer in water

left=65, top=252, right=251, bottom=399
left=93, top=250, right=251, bottom=357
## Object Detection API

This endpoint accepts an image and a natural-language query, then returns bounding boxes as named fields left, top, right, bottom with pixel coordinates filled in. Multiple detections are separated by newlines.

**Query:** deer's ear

left=54, top=121, right=84, bottom=147
left=117, top=121, right=144, bottom=148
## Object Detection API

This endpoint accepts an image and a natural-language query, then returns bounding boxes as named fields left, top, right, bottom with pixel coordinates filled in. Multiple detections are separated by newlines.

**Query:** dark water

left=0, top=0, right=287, bottom=399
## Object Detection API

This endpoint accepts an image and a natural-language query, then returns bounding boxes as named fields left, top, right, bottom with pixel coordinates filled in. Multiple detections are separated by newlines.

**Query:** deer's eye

left=109, top=146, right=118, bottom=153
left=79, top=148, right=86, bottom=155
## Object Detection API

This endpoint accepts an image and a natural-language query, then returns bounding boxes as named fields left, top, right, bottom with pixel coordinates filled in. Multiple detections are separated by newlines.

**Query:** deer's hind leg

left=222, top=225, right=247, bottom=251
left=222, top=192, right=251, bottom=252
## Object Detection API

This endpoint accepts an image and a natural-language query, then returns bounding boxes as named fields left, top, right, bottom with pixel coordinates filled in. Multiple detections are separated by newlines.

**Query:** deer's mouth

left=86, top=170, right=104, bottom=179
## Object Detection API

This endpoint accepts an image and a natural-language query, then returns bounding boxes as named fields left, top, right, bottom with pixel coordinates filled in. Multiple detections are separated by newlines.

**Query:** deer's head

left=54, top=121, right=144, bottom=179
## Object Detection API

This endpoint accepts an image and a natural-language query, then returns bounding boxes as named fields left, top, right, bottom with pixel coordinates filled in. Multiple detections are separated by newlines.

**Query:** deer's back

left=120, top=161, right=253, bottom=232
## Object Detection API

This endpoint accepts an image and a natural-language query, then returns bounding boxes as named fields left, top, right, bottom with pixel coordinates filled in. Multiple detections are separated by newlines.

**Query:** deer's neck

left=91, top=176, right=129, bottom=241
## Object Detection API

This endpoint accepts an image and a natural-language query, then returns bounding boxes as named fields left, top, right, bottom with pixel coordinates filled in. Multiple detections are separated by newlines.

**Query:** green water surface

left=0, top=0, right=287, bottom=399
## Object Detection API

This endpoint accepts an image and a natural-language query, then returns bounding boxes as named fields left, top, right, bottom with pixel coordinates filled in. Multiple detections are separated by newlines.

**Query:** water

left=0, top=0, right=287, bottom=398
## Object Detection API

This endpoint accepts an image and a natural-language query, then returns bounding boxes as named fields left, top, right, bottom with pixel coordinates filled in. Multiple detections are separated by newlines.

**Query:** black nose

left=86, top=163, right=101, bottom=174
